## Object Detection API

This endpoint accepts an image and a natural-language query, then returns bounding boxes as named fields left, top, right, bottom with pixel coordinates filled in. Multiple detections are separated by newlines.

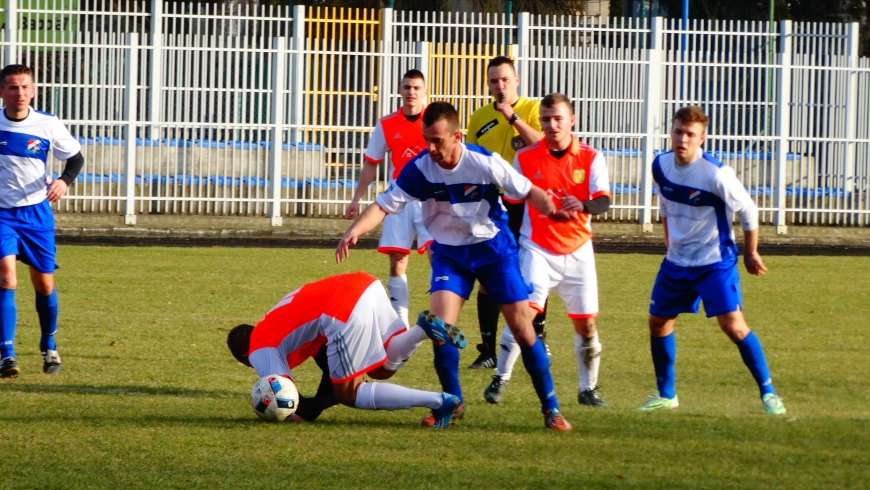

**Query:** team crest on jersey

left=401, top=146, right=422, bottom=159
left=464, top=185, right=478, bottom=197
left=573, top=169, right=585, bottom=184
left=26, top=139, right=42, bottom=154
left=510, top=135, right=526, bottom=151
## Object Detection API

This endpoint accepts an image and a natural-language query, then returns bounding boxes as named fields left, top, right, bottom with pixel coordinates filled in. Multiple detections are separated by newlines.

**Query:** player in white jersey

left=638, top=106, right=786, bottom=415
left=345, top=69, right=432, bottom=327
left=337, top=102, right=574, bottom=430
left=0, top=65, right=85, bottom=379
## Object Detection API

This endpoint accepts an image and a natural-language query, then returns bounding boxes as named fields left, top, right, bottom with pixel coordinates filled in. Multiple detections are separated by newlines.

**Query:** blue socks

left=737, top=331, right=776, bottom=398
left=0, top=289, right=15, bottom=359
left=432, top=342, right=462, bottom=403
left=650, top=333, right=677, bottom=399
left=520, top=337, right=559, bottom=412
left=36, top=290, right=58, bottom=353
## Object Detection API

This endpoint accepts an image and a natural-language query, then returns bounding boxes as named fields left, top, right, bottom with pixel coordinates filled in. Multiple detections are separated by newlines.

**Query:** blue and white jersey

left=654, top=150, right=758, bottom=268
left=376, top=143, right=532, bottom=264
left=0, top=108, right=81, bottom=209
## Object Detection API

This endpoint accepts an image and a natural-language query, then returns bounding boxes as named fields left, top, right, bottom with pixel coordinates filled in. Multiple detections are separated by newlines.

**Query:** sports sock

left=383, top=326, right=428, bottom=371
left=354, top=381, right=443, bottom=411
left=476, top=291, right=500, bottom=354
left=736, top=331, right=776, bottom=398
left=432, top=342, right=462, bottom=403
left=495, top=326, right=521, bottom=380
left=575, top=332, right=602, bottom=391
left=520, top=336, right=559, bottom=412
left=532, top=298, right=547, bottom=336
left=387, top=274, right=410, bottom=326
left=36, top=289, right=58, bottom=353
left=0, top=288, right=16, bottom=359
left=650, top=333, right=677, bottom=399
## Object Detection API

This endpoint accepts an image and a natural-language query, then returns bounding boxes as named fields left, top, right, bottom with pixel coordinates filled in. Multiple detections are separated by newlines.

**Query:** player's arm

left=292, top=345, right=339, bottom=422
left=496, top=102, right=543, bottom=146
left=743, top=228, right=767, bottom=276
left=46, top=152, right=84, bottom=202
left=347, top=123, right=388, bottom=219
left=498, top=155, right=566, bottom=222
left=717, top=167, right=767, bottom=276
left=560, top=153, right=611, bottom=216
left=661, top=217, right=669, bottom=248
left=336, top=202, right=388, bottom=263
left=48, top=119, right=85, bottom=202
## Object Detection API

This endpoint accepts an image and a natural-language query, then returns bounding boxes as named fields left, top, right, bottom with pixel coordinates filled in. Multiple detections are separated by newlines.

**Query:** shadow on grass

left=0, top=383, right=237, bottom=399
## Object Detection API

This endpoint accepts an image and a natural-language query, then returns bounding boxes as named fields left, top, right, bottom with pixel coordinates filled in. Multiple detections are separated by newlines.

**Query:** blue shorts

left=0, top=200, right=57, bottom=273
left=649, top=257, right=742, bottom=318
left=430, top=248, right=529, bottom=305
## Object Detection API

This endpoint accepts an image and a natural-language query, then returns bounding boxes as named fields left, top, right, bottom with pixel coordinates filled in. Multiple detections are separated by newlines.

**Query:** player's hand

left=284, top=413, right=306, bottom=423
left=495, top=93, right=514, bottom=120
left=46, top=179, right=69, bottom=202
left=560, top=193, right=585, bottom=214
left=336, top=230, right=359, bottom=263
left=548, top=209, right=575, bottom=222
left=744, top=250, right=768, bottom=276
left=345, top=200, right=360, bottom=220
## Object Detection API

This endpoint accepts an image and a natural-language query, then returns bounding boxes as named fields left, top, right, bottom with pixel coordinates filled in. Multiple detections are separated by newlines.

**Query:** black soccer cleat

left=467, top=343, right=496, bottom=369
left=0, top=357, right=20, bottom=378
left=538, top=332, right=552, bottom=365
left=42, top=350, right=62, bottom=375
left=578, top=386, right=607, bottom=407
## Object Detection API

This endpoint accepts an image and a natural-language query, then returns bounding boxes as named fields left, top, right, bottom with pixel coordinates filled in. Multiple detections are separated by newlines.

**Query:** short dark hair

left=0, top=64, right=34, bottom=87
left=673, top=106, right=709, bottom=129
left=487, top=56, right=516, bottom=72
left=401, top=69, right=425, bottom=84
left=227, top=323, right=255, bottom=367
left=422, top=101, right=460, bottom=133
left=541, top=93, right=574, bottom=115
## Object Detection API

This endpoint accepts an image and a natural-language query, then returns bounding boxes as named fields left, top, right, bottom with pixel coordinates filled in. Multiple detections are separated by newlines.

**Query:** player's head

left=399, top=69, right=427, bottom=109
left=0, top=64, right=35, bottom=113
left=540, top=93, right=575, bottom=148
left=670, top=106, right=708, bottom=164
left=486, top=56, right=520, bottom=103
left=227, top=323, right=255, bottom=368
left=422, top=101, right=462, bottom=167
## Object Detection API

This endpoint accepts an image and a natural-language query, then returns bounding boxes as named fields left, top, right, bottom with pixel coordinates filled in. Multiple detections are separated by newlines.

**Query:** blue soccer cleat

left=416, top=310, right=467, bottom=349
left=430, top=393, right=461, bottom=429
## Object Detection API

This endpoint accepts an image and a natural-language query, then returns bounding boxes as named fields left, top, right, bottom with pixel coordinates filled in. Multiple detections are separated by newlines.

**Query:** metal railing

left=1, top=0, right=868, bottom=230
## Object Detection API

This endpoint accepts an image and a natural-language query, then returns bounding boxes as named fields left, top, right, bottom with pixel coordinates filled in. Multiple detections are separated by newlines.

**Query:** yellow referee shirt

left=466, top=97, right=542, bottom=163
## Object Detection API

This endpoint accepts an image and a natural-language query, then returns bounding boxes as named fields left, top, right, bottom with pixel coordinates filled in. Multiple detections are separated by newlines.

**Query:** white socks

left=495, top=326, right=522, bottom=381
left=575, top=332, right=602, bottom=391
left=382, top=326, right=428, bottom=372
left=387, top=274, right=410, bottom=326
left=353, top=381, right=443, bottom=411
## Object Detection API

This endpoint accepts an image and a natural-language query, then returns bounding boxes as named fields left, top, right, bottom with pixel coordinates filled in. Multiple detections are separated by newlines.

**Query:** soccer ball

left=250, top=374, right=299, bottom=422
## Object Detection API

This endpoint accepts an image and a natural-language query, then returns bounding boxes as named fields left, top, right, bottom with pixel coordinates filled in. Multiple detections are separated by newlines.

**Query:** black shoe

left=538, top=332, right=552, bottom=365
left=467, top=343, right=496, bottom=369
left=483, top=374, right=509, bottom=404
left=42, top=350, right=62, bottom=375
left=578, top=386, right=607, bottom=407
left=0, top=357, right=20, bottom=378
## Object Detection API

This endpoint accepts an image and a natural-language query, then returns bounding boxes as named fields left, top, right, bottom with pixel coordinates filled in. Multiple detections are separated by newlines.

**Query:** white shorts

left=378, top=200, right=433, bottom=255
left=323, top=280, right=407, bottom=382
left=520, top=239, right=599, bottom=319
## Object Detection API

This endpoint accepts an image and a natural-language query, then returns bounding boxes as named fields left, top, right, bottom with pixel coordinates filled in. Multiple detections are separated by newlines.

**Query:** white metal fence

left=1, top=0, right=868, bottom=230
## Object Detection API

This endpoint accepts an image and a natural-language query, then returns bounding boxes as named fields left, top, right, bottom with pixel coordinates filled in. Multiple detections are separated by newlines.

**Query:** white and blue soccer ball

left=250, top=374, right=299, bottom=422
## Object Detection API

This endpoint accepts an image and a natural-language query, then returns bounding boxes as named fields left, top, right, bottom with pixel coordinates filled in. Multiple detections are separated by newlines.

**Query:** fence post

left=4, top=0, right=17, bottom=64
left=379, top=8, right=394, bottom=118
left=774, top=20, right=793, bottom=235
left=415, top=41, right=429, bottom=85
left=149, top=0, right=163, bottom=141
left=270, top=37, right=287, bottom=227
left=516, top=11, right=530, bottom=99
left=290, top=4, right=305, bottom=145
left=123, top=33, right=139, bottom=225
left=640, top=17, right=664, bottom=232
left=843, top=22, right=860, bottom=202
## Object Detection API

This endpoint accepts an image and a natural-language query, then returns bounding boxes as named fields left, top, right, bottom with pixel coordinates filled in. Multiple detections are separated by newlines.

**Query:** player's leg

left=387, top=252, right=411, bottom=326
left=0, top=252, right=19, bottom=378
left=378, top=209, right=417, bottom=326
left=572, top=318, right=605, bottom=406
left=29, top=268, right=61, bottom=374
left=334, top=376, right=459, bottom=428
left=702, top=266, right=785, bottom=415
left=470, top=284, right=500, bottom=369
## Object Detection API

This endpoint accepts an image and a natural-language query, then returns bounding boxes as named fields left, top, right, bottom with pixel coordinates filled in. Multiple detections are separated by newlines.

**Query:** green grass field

left=1, top=246, right=869, bottom=489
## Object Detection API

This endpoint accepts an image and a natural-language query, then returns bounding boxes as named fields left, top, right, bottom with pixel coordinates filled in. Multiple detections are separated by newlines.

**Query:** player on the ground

left=465, top=56, right=547, bottom=370
left=0, top=64, right=85, bottom=378
left=638, top=106, right=786, bottom=415
left=226, top=271, right=462, bottom=428
left=488, top=93, right=611, bottom=407
left=337, top=102, right=574, bottom=430
left=346, top=69, right=432, bottom=326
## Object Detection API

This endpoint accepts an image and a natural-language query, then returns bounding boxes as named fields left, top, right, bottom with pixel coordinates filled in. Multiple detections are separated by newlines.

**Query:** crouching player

left=226, top=271, right=462, bottom=428
left=639, top=106, right=786, bottom=415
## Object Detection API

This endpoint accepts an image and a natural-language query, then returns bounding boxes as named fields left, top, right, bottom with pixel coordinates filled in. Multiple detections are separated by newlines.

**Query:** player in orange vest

left=226, top=272, right=463, bottom=428
left=346, top=70, right=431, bottom=328
left=493, top=93, right=612, bottom=407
